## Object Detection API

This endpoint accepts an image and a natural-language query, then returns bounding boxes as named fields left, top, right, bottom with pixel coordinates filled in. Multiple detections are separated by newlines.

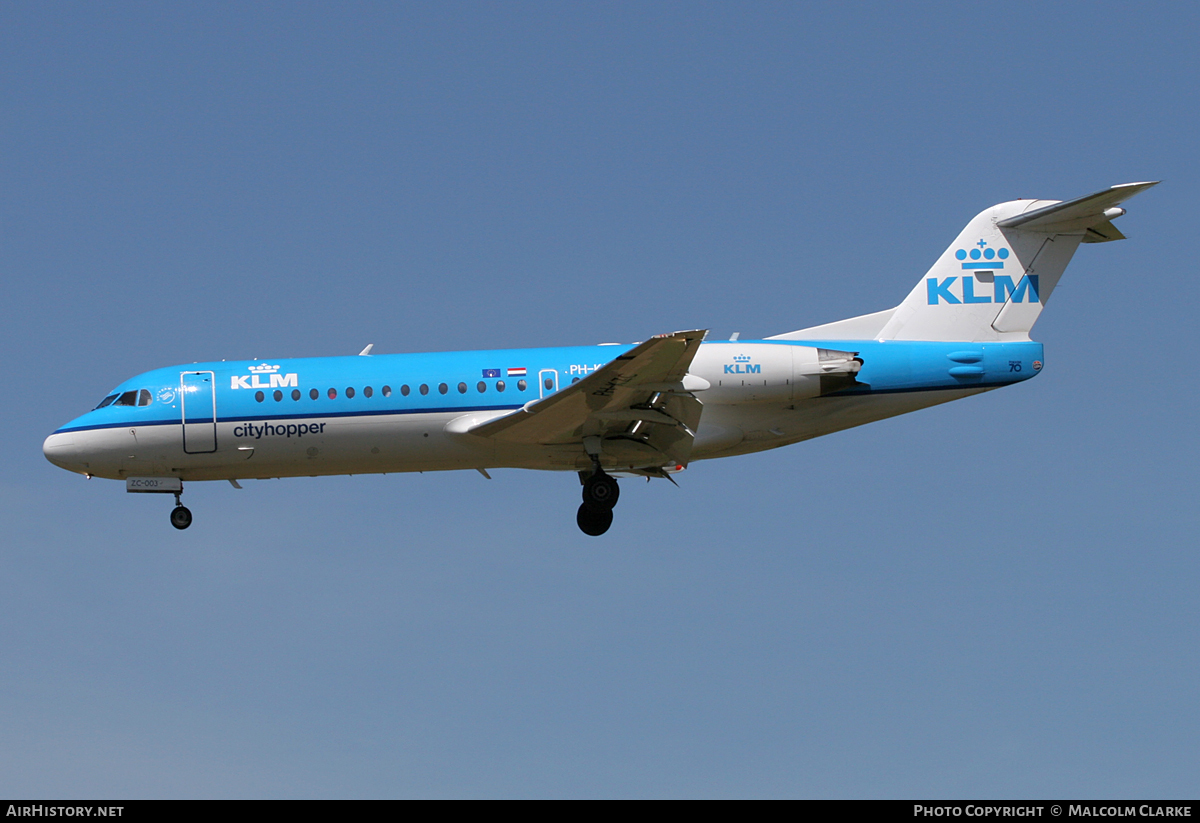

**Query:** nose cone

left=43, top=431, right=88, bottom=474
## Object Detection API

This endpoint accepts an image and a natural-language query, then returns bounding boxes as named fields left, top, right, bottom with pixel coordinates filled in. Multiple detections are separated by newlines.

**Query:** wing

left=463, top=329, right=709, bottom=468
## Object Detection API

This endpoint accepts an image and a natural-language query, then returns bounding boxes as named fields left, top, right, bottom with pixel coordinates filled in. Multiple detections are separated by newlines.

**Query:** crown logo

left=955, top=239, right=1008, bottom=270
left=248, top=363, right=281, bottom=373
left=733, top=354, right=752, bottom=363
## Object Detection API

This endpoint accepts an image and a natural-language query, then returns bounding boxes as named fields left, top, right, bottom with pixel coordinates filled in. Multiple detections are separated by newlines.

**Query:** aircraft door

left=538, top=369, right=558, bottom=398
left=181, top=371, right=217, bottom=454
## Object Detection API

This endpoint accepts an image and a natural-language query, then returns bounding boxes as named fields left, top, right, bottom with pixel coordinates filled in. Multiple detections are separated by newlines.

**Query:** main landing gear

left=577, top=469, right=620, bottom=536
left=170, top=491, right=193, bottom=530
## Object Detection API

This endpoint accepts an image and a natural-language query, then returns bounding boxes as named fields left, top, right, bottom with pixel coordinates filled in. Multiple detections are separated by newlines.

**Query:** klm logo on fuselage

left=724, top=354, right=761, bottom=375
left=231, top=363, right=299, bottom=390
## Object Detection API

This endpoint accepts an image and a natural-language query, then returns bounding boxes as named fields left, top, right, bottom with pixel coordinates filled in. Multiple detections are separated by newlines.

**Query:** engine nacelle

left=691, top=343, right=862, bottom=404
left=792, top=346, right=863, bottom=398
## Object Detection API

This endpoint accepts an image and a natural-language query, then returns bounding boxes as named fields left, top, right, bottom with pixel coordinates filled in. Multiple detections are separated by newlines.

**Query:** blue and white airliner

left=44, top=182, right=1157, bottom=535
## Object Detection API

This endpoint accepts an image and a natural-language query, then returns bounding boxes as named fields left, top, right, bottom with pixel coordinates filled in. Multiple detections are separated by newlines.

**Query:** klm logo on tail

left=927, top=274, right=1040, bottom=306
left=928, top=242, right=1039, bottom=305
left=956, top=239, right=1010, bottom=269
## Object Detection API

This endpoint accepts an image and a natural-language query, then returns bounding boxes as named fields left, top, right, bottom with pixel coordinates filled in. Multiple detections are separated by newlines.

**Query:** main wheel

left=576, top=503, right=613, bottom=536
left=170, top=505, right=193, bottom=530
left=582, top=473, right=620, bottom=510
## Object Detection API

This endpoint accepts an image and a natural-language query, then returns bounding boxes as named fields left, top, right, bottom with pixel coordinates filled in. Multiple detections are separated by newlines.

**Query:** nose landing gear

left=125, top=477, right=193, bottom=530
left=170, top=491, right=193, bottom=530
left=577, top=469, right=620, bottom=536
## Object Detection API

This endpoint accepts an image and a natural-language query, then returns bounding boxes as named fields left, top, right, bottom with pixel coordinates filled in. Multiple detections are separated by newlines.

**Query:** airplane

left=43, top=182, right=1157, bottom=536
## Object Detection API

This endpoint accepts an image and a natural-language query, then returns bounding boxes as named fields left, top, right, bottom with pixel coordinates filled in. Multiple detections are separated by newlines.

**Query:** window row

left=253, top=379, right=531, bottom=403
left=96, top=375, right=570, bottom=409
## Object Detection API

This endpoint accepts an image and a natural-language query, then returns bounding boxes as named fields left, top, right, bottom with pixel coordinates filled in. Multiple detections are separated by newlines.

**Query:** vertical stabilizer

left=875, top=182, right=1157, bottom=342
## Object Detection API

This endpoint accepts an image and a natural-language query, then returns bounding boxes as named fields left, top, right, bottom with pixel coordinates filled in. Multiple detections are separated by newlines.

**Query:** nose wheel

left=170, top=492, right=193, bottom=530
left=577, top=470, right=619, bottom=536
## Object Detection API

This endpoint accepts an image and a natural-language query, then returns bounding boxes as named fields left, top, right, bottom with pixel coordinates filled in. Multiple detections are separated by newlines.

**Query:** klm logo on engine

left=927, top=274, right=1040, bottom=306
left=724, top=354, right=761, bottom=374
left=231, top=363, right=299, bottom=390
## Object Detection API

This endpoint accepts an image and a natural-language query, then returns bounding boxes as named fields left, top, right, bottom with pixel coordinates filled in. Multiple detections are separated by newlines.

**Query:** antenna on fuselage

left=358, top=344, right=374, bottom=356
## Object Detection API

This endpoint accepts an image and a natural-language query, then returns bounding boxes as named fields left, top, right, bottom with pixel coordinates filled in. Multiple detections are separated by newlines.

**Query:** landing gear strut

left=577, top=468, right=619, bottom=536
left=170, top=491, right=193, bottom=530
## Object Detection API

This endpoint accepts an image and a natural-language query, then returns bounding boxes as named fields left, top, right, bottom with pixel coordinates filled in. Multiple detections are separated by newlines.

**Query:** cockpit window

left=95, top=389, right=152, bottom=409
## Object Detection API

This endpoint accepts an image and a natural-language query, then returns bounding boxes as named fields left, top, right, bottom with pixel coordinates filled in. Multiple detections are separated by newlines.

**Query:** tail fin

left=874, top=182, right=1158, bottom=342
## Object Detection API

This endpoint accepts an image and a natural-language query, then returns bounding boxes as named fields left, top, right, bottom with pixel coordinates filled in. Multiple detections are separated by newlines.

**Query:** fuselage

left=40, top=182, right=1153, bottom=537
left=44, top=337, right=1043, bottom=482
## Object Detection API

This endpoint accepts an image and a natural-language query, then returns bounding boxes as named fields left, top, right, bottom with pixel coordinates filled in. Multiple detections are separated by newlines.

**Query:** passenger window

left=292, top=389, right=301, bottom=401
left=544, top=377, right=554, bottom=391
left=438, top=383, right=448, bottom=395
left=138, top=389, right=152, bottom=406
left=496, top=381, right=505, bottom=392
left=398, top=385, right=408, bottom=397
left=517, top=379, right=527, bottom=391
left=310, top=388, right=319, bottom=400
left=346, top=387, right=355, bottom=399
left=95, top=394, right=118, bottom=409
left=328, top=388, right=337, bottom=399
left=383, top=385, right=393, bottom=397
left=477, top=381, right=486, bottom=393
left=255, top=391, right=265, bottom=402
left=457, top=382, right=467, bottom=394
left=364, top=386, right=373, bottom=398
left=273, top=390, right=283, bottom=401
left=114, top=391, right=138, bottom=406
left=419, top=384, right=429, bottom=396
left=571, top=377, right=579, bottom=385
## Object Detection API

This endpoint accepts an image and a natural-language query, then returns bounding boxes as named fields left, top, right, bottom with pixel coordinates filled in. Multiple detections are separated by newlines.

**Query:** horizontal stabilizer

left=997, top=181, right=1159, bottom=234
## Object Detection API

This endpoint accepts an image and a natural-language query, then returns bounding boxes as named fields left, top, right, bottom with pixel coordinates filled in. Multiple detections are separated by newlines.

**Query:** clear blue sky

left=2, top=1, right=1197, bottom=798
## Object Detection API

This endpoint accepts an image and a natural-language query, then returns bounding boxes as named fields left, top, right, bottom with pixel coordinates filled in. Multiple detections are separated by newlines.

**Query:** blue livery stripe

left=54, top=403, right=526, bottom=435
